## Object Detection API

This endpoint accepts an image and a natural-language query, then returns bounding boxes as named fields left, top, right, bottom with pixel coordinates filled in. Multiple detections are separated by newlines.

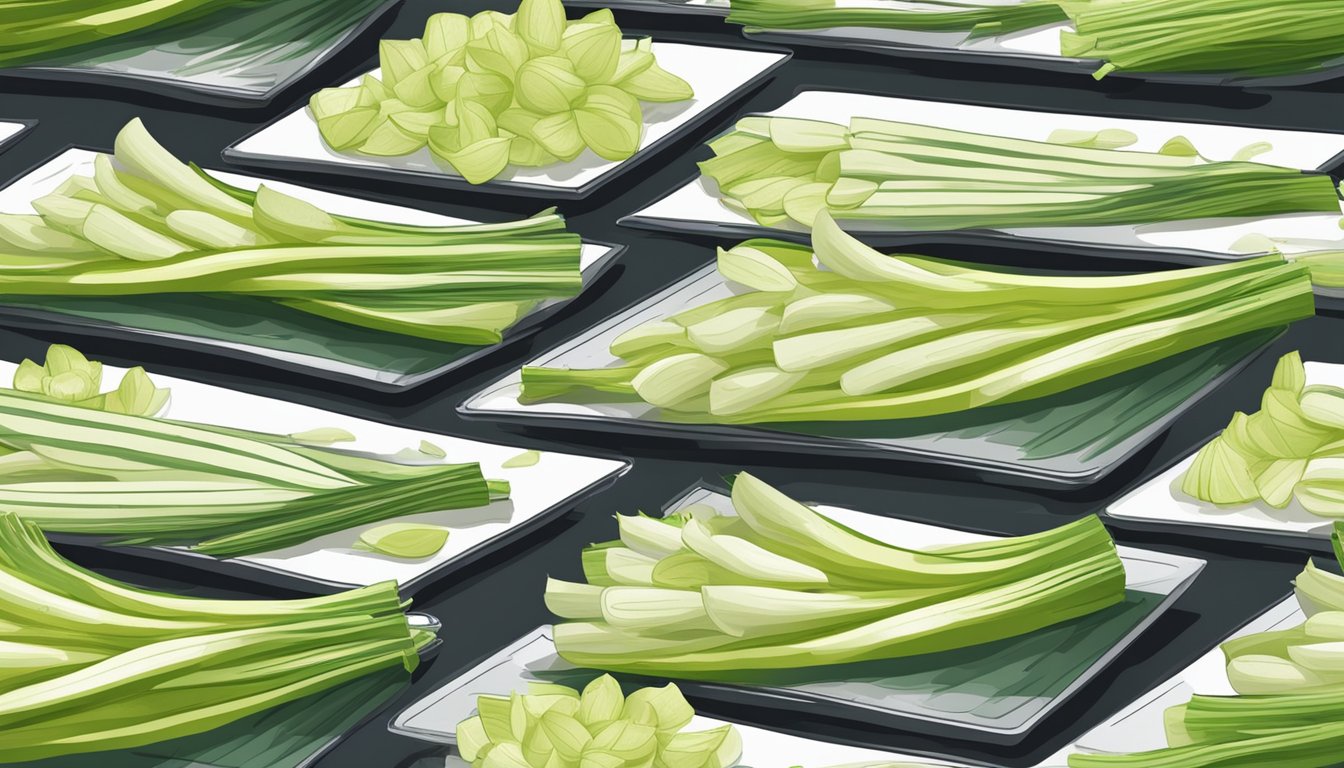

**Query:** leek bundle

left=456, top=676, right=741, bottom=768
left=0, top=345, right=508, bottom=557
left=310, top=0, right=693, bottom=183
left=1182, top=351, right=1344, bottom=517
left=0, top=119, right=583, bottom=344
left=520, top=212, right=1314, bottom=423
left=1060, top=0, right=1344, bottom=81
left=0, top=512, right=433, bottom=763
left=698, top=115, right=1342, bottom=231
left=1069, top=524, right=1344, bottom=767
left=545, top=473, right=1125, bottom=677
left=0, top=0, right=259, bottom=67
left=726, top=0, right=1066, bottom=37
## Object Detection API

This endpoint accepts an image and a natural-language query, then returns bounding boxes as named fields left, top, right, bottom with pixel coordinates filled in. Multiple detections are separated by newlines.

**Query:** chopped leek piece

left=309, top=0, right=693, bottom=183
left=1182, top=351, right=1344, bottom=517
left=456, top=676, right=740, bottom=768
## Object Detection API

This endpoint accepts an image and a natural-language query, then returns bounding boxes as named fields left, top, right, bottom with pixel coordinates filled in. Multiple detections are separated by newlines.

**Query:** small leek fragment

left=353, top=523, right=450, bottom=558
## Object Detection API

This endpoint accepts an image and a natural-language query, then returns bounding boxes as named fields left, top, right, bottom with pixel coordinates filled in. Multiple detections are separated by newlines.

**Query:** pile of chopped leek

left=0, top=345, right=507, bottom=557
left=544, top=472, right=1125, bottom=677
left=698, top=116, right=1342, bottom=231
left=0, top=0, right=257, bottom=67
left=726, top=0, right=1066, bottom=37
left=1069, top=524, right=1344, bottom=767
left=0, top=119, right=583, bottom=344
left=456, top=675, right=742, bottom=768
left=0, top=511, right=433, bottom=763
left=519, top=213, right=1314, bottom=423
left=1059, top=0, right=1344, bottom=81
left=310, top=0, right=693, bottom=183
left=1182, top=351, right=1344, bottom=516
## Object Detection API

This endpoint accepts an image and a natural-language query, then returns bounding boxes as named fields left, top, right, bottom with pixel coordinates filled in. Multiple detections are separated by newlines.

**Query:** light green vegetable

left=725, top=0, right=1066, bottom=36
left=0, top=345, right=508, bottom=557
left=1182, top=351, right=1344, bottom=517
left=310, top=0, right=693, bottom=183
left=1068, top=532, right=1344, bottom=767
left=353, top=522, right=450, bottom=558
left=0, top=512, right=435, bottom=763
left=545, top=472, right=1125, bottom=677
left=455, top=675, right=741, bottom=768
left=520, top=212, right=1314, bottom=423
left=0, top=119, right=584, bottom=346
left=1059, top=0, right=1344, bottom=80
left=12, top=344, right=169, bottom=418
left=502, top=449, right=542, bottom=468
left=0, top=0, right=256, bottom=67
left=698, top=115, right=1341, bottom=231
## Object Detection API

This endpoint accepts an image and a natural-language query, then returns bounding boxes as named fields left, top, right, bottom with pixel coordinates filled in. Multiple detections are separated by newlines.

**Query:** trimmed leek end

left=717, top=245, right=798, bottom=293
left=352, top=523, right=449, bottom=559
left=544, top=578, right=604, bottom=620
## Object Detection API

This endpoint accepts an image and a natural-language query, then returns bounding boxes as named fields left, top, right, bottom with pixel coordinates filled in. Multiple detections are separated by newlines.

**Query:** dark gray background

left=2, top=1, right=1344, bottom=765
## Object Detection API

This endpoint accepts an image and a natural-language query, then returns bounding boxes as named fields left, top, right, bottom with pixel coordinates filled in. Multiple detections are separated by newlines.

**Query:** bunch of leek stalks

left=0, top=511, right=433, bottom=763
left=698, top=115, right=1342, bottom=231
left=544, top=472, right=1125, bottom=677
left=1060, top=0, right=1344, bottom=81
left=726, top=0, right=1066, bottom=37
left=0, top=0, right=259, bottom=67
left=520, top=212, right=1315, bottom=423
left=1069, top=525, right=1344, bottom=767
left=1183, top=350, right=1344, bottom=516
left=0, top=354, right=507, bottom=557
left=0, top=119, right=583, bottom=344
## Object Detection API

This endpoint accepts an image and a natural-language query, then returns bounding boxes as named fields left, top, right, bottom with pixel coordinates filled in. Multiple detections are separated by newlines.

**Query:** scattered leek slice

left=353, top=523, right=450, bottom=558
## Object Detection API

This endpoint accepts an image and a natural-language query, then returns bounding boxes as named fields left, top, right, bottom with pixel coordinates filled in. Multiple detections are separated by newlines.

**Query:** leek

left=0, top=512, right=433, bottom=763
left=520, top=212, right=1314, bottom=423
left=0, top=345, right=507, bottom=556
left=1059, top=0, right=1344, bottom=81
left=0, top=119, right=583, bottom=345
left=699, top=115, right=1342, bottom=231
left=547, top=472, right=1125, bottom=677
left=726, top=0, right=1067, bottom=37
left=1069, top=528, right=1344, bottom=767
